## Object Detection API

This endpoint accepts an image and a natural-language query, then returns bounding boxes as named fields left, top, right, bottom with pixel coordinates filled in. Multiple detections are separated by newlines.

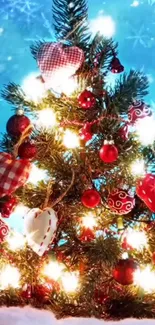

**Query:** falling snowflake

left=126, top=25, right=154, bottom=48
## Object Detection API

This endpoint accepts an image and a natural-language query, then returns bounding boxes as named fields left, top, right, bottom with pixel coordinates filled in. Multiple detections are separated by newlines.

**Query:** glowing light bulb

left=63, top=130, right=80, bottom=149
left=131, top=159, right=145, bottom=177
left=43, top=261, right=64, bottom=281
left=122, top=252, right=129, bottom=259
left=27, top=164, right=48, bottom=185
left=134, top=266, right=155, bottom=293
left=136, top=117, right=155, bottom=145
left=61, top=272, right=79, bottom=293
left=82, top=213, right=97, bottom=229
left=90, top=15, right=116, bottom=38
left=0, top=265, right=20, bottom=290
left=6, top=232, right=26, bottom=251
left=36, top=108, right=57, bottom=129
left=22, top=72, right=46, bottom=103
left=125, top=230, right=147, bottom=251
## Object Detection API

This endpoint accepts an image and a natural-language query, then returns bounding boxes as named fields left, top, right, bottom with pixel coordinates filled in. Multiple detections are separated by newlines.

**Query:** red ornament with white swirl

left=108, top=188, right=135, bottom=215
left=0, top=216, right=9, bottom=242
left=128, top=101, right=152, bottom=125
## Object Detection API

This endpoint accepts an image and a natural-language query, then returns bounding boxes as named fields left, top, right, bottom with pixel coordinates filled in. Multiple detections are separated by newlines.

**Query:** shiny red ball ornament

left=113, top=259, right=139, bottom=285
left=0, top=196, right=18, bottom=218
left=79, top=123, right=93, bottom=142
left=128, top=101, right=152, bottom=125
left=108, top=188, right=135, bottom=215
left=80, top=228, right=95, bottom=242
left=6, top=109, right=31, bottom=137
left=136, top=173, right=155, bottom=212
left=99, top=140, right=118, bottom=163
left=111, top=57, right=124, bottom=74
left=78, top=90, right=96, bottom=109
left=119, top=123, right=129, bottom=141
left=81, top=189, right=101, bottom=208
left=18, top=141, right=37, bottom=160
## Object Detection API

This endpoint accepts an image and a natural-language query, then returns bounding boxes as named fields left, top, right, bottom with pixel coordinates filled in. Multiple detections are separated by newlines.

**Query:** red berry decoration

left=99, top=140, right=118, bottom=163
left=81, top=189, right=101, bottom=208
left=128, top=101, right=152, bottom=125
left=111, top=56, right=124, bottom=74
left=136, top=173, right=155, bottom=212
left=119, top=123, right=129, bottom=141
left=18, top=141, right=37, bottom=160
left=0, top=196, right=18, bottom=218
left=6, top=109, right=31, bottom=137
left=79, top=123, right=93, bottom=142
left=78, top=90, right=96, bottom=109
left=108, top=188, right=135, bottom=215
left=80, top=228, right=95, bottom=242
left=113, top=259, right=139, bottom=285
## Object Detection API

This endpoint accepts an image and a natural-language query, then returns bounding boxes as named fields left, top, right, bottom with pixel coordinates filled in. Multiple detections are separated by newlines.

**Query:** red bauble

left=80, top=228, right=95, bottom=242
left=0, top=196, right=18, bottom=218
left=99, top=141, right=118, bottom=163
left=0, top=218, right=9, bottom=242
left=79, top=123, right=93, bottom=142
left=18, top=141, right=37, bottom=160
left=78, top=90, right=96, bottom=109
left=136, top=174, right=155, bottom=212
left=128, top=101, right=152, bottom=125
left=111, top=57, right=124, bottom=74
left=81, top=189, right=101, bottom=208
left=113, top=259, right=139, bottom=285
left=6, top=111, right=31, bottom=137
left=108, top=188, right=135, bottom=215
left=119, top=123, right=129, bottom=141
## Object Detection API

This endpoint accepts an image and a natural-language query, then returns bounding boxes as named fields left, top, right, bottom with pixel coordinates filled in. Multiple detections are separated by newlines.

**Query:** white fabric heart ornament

left=24, top=208, right=58, bottom=256
left=37, top=42, right=84, bottom=90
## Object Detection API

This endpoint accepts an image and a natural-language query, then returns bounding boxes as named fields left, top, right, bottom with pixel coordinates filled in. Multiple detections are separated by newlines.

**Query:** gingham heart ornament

left=37, top=42, right=84, bottom=90
left=24, top=208, right=58, bottom=256
left=0, top=152, right=31, bottom=198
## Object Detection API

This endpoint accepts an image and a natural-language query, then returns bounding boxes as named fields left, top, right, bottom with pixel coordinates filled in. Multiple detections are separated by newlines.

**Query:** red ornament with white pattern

left=0, top=217, right=9, bottom=242
left=81, top=189, right=101, bottom=208
left=0, top=196, right=18, bottom=218
left=119, top=123, right=129, bottom=141
left=136, top=173, right=155, bottom=212
left=78, top=90, right=96, bottom=109
left=128, top=101, right=152, bottom=125
left=6, top=108, right=31, bottom=137
left=79, top=123, right=93, bottom=142
left=108, top=188, right=135, bottom=215
left=99, top=140, right=118, bottom=163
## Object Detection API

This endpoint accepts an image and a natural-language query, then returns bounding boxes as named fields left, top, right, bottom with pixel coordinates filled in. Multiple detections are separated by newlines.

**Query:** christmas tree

left=0, top=0, right=155, bottom=320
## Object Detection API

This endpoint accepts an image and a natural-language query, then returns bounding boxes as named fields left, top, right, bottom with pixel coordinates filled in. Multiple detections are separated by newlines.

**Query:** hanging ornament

left=99, top=140, right=118, bottom=163
left=110, top=56, right=124, bottom=74
left=0, top=216, right=9, bottom=242
left=119, top=123, right=129, bottom=141
left=0, top=196, right=18, bottom=218
left=136, top=174, right=155, bottom=212
left=128, top=101, right=152, bottom=125
left=6, top=108, right=31, bottom=137
left=18, top=141, right=37, bottom=160
left=78, top=90, right=96, bottom=109
left=79, top=123, right=93, bottom=142
left=108, top=188, right=135, bottom=215
left=37, top=42, right=84, bottom=90
left=21, top=284, right=33, bottom=299
left=81, top=189, right=101, bottom=208
left=113, top=259, right=139, bottom=285
left=80, top=228, right=95, bottom=242
left=0, top=152, right=31, bottom=198
left=24, top=207, right=58, bottom=256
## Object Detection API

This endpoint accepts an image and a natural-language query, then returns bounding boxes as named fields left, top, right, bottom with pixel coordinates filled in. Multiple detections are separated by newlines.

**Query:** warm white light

left=90, top=15, right=116, bottom=38
left=122, top=252, right=129, bottom=259
left=43, top=261, right=64, bottom=281
left=6, top=232, right=26, bottom=251
left=126, top=230, right=147, bottom=251
left=136, top=117, right=155, bottom=145
left=131, top=0, right=139, bottom=7
left=134, top=266, right=155, bottom=293
left=61, top=272, right=79, bottom=293
left=82, top=213, right=97, bottom=229
left=61, top=77, right=78, bottom=96
left=27, top=164, right=48, bottom=185
left=131, top=159, right=145, bottom=177
left=63, top=130, right=80, bottom=149
left=0, top=265, right=20, bottom=290
left=22, top=72, right=46, bottom=103
left=36, top=108, right=57, bottom=129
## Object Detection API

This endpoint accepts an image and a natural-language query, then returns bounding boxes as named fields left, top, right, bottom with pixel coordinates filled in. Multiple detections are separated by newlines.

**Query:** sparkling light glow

left=63, top=130, right=80, bottom=149
left=27, top=164, right=48, bottom=185
left=136, top=117, right=155, bottom=145
left=0, top=265, right=20, bottom=290
left=82, top=213, right=97, bottom=229
left=126, top=230, right=148, bottom=251
left=61, top=272, right=79, bottom=293
left=22, top=72, right=46, bottom=103
left=131, top=1, right=139, bottom=7
left=122, top=252, right=129, bottom=259
left=6, top=232, right=26, bottom=251
left=131, top=159, right=145, bottom=177
left=43, top=261, right=64, bottom=281
left=61, top=77, right=78, bottom=96
left=90, top=14, right=116, bottom=38
left=36, top=108, right=57, bottom=129
left=134, top=266, right=155, bottom=293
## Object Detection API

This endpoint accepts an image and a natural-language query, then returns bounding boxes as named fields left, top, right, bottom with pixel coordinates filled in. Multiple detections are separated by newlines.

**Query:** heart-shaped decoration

left=37, top=42, right=84, bottom=90
left=136, top=173, right=155, bottom=212
left=0, top=152, right=31, bottom=198
left=24, top=208, right=58, bottom=256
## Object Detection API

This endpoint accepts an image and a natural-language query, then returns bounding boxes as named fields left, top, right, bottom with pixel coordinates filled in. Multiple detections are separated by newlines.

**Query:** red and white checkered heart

left=0, top=152, right=31, bottom=198
left=24, top=208, right=58, bottom=256
left=37, top=42, right=84, bottom=89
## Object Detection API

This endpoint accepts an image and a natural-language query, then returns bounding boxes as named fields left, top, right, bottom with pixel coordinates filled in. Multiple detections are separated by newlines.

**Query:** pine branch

left=30, top=40, right=46, bottom=61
